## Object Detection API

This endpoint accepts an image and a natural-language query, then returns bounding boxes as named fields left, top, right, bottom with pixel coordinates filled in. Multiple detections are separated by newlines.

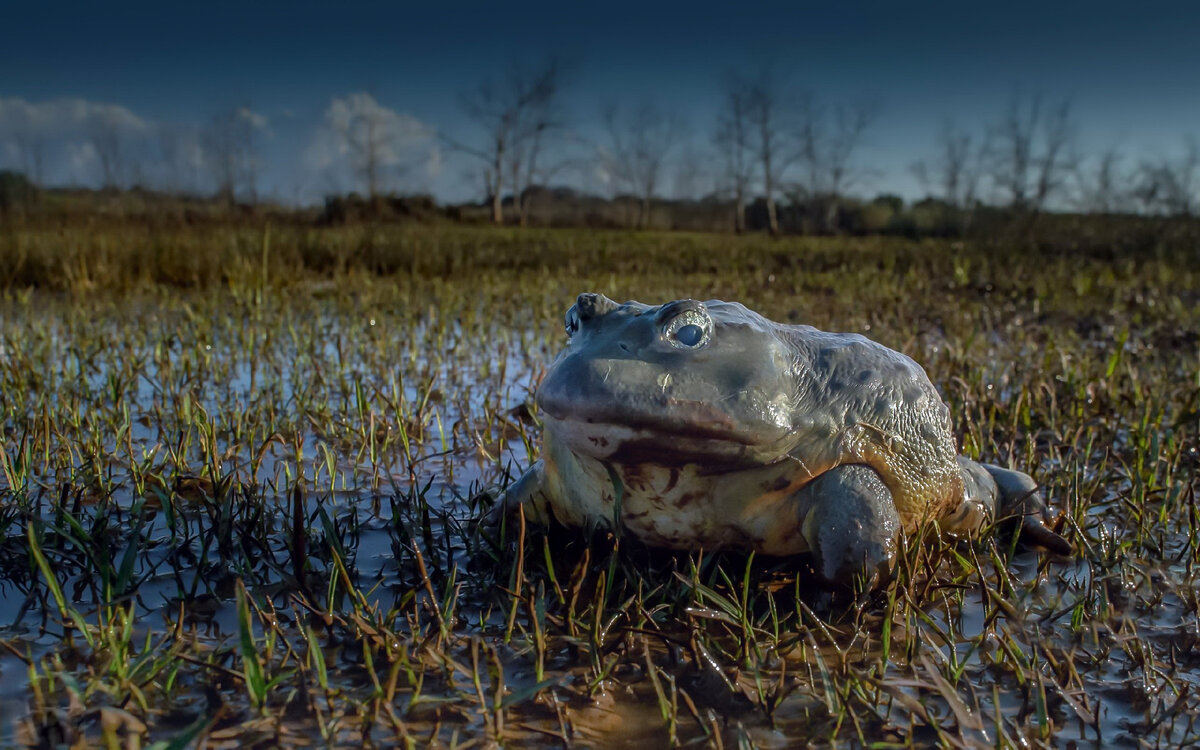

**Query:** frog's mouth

left=535, top=350, right=798, bottom=466
left=538, top=407, right=794, bottom=468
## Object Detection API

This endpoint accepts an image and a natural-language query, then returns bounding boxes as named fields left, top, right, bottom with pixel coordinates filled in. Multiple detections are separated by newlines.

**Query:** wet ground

left=0, top=232, right=1197, bottom=747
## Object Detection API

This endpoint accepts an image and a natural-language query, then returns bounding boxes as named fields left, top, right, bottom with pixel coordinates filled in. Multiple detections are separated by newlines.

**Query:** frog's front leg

left=798, top=464, right=901, bottom=590
left=483, top=460, right=550, bottom=530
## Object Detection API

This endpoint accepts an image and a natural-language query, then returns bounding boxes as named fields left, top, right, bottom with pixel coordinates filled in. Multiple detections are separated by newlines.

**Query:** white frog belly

left=543, top=434, right=829, bottom=555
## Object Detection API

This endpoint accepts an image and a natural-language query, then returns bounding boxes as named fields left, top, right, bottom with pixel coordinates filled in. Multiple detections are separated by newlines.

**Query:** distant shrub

left=0, top=170, right=38, bottom=212
left=318, top=193, right=443, bottom=225
left=852, top=200, right=895, bottom=235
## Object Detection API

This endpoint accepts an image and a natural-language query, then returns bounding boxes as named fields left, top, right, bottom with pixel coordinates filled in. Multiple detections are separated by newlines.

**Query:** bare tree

left=713, top=81, right=755, bottom=232
left=911, top=119, right=990, bottom=209
left=90, top=111, right=125, bottom=188
left=989, top=94, right=1076, bottom=212
left=318, top=93, right=428, bottom=200
left=914, top=120, right=968, bottom=206
left=507, top=130, right=539, bottom=224
left=154, top=123, right=204, bottom=194
left=671, top=145, right=709, bottom=201
left=337, top=97, right=390, bottom=200
left=1069, top=146, right=1126, bottom=214
left=452, top=59, right=564, bottom=224
left=13, top=125, right=46, bottom=186
left=935, top=122, right=971, bottom=207
left=790, top=97, right=879, bottom=232
left=349, top=107, right=384, bottom=199
left=745, top=70, right=791, bottom=235
left=1134, top=136, right=1199, bottom=216
left=600, top=101, right=682, bottom=228
left=1032, top=100, right=1074, bottom=210
left=507, top=75, right=570, bottom=225
left=204, top=106, right=261, bottom=203
left=152, top=126, right=179, bottom=193
left=820, top=101, right=879, bottom=231
left=792, top=93, right=821, bottom=199
left=991, top=97, right=1034, bottom=209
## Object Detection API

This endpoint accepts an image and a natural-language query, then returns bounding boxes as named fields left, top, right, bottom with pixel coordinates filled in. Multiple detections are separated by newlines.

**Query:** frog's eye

left=675, top=324, right=704, bottom=346
left=664, top=309, right=711, bottom=350
left=564, top=307, right=580, bottom=338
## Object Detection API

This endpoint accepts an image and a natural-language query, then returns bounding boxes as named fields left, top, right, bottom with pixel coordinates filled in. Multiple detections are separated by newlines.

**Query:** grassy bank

left=2, top=218, right=1198, bottom=293
left=0, top=227, right=1197, bottom=746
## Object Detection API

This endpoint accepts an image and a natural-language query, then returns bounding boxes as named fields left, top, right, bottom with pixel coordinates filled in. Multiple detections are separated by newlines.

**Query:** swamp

left=0, top=222, right=1198, bottom=747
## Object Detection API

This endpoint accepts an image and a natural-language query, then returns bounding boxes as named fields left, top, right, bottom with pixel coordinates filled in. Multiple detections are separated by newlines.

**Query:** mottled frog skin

left=490, top=293, right=1070, bottom=587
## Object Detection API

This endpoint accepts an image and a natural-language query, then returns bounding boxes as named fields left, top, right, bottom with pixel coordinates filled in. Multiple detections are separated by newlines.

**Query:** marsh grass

left=0, top=225, right=1197, bottom=747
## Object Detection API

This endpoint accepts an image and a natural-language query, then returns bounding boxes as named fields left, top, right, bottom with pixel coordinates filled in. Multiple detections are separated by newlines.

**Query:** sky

left=1, top=0, right=1198, bottom=204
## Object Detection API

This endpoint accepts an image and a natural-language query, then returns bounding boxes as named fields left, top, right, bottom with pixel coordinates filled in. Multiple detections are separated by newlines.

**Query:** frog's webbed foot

left=481, top=460, right=548, bottom=534
left=799, top=464, right=901, bottom=591
left=954, top=457, right=1071, bottom=555
left=983, top=463, right=1072, bottom=555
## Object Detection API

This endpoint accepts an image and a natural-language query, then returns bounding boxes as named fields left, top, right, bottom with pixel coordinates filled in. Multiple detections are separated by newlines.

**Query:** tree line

left=3, top=59, right=1199, bottom=231
left=444, top=61, right=1200, bottom=230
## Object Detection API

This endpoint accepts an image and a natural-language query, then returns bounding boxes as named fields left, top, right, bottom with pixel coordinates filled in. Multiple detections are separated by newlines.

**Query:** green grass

left=0, top=224, right=1197, bottom=746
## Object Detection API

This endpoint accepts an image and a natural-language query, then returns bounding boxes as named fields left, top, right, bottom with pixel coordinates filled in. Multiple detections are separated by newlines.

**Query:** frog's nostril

left=576, top=292, right=617, bottom=321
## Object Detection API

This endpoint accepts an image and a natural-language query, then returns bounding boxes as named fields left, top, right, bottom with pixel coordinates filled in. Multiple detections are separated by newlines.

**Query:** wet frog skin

left=489, top=293, right=1070, bottom=588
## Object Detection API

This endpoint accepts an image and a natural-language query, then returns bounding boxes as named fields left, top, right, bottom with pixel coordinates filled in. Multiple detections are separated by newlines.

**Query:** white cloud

left=304, top=92, right=436, bottom=194
left=0, top=97, right=146, bottom=137
left=0, top=98, right=277, bottom=192
left=593, top=156, right=613, bottom=188
left=0, top=95, right=436, bottom=200
left=425, top=144, right=442, bottom=178
left=67, top=142, right=97, bottom=173
left=234, top=106, right=271, bottom=136
left=0, top=98, right=152, bottom=184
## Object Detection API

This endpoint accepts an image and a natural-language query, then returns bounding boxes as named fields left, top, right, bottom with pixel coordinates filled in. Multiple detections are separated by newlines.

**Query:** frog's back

left=777, top=324, right=964, bottom=529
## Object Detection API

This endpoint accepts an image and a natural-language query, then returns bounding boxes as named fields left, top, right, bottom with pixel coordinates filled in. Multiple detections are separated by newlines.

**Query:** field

left=0, top=223, right=1197, bottom=747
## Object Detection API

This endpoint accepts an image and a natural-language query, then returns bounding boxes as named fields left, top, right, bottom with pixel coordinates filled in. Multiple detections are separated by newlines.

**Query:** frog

left=487, top=292, right=1071, bottom=589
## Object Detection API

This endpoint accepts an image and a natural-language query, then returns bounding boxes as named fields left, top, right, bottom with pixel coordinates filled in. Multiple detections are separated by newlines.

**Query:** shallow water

left=1, top=266, right=1198, bottom=747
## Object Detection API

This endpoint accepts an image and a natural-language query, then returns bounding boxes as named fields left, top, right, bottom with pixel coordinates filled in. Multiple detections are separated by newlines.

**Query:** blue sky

left=2, top=0, right=1198, bottom=203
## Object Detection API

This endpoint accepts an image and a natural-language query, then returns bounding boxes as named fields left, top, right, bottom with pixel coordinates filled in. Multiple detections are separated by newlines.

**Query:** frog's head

left=536, top=293, right=800, bottom=467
